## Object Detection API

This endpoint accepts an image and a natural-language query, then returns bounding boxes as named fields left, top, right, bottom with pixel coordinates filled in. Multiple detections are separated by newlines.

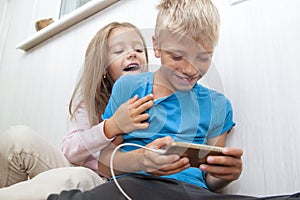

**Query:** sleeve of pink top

left=62, top=105, right=115, bottom=172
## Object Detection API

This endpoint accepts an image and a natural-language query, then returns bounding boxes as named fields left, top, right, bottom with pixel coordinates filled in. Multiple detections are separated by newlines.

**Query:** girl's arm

left=62, top=105, right=113, bottom=171
left=62, top=94, right=154, bottom=172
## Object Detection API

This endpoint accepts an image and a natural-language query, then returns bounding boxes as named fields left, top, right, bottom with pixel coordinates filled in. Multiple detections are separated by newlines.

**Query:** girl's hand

left=104, top=94, right=154, bottom=138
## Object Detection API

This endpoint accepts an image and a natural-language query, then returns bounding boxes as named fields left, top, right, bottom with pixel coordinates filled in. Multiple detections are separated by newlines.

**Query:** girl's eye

left=114, top=50, right=124, bottom=54
left=135, top=48, right=144, bottom=53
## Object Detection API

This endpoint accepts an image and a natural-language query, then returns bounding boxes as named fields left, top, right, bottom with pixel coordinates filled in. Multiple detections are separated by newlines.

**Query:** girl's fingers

left=134, top=113, right=150, bottom=123
left=132, top=100, right=153, bottom=116
left=128, top=94, right=139, bottom=104
left=128, top=113, right=150, bottom=129
left=131, top=94, right=154, bottom=109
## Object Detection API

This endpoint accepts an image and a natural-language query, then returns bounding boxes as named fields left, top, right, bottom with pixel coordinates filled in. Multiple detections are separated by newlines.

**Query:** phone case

left=163, top=142, right=224, bottom=167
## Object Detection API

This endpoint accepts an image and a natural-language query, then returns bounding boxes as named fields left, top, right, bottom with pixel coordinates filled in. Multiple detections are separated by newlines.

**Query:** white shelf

left=229, top=0, right=250, bottom=5
left=16, top=0, right=120, bottom=51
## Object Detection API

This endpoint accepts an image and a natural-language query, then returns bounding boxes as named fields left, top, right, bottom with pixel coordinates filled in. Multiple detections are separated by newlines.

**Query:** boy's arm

left=201, top=132, right=243, bottom=192
left=98, top=136, right=190, bottom=177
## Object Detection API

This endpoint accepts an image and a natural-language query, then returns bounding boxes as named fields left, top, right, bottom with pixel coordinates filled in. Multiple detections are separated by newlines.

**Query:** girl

left=63, top=21, right=154, bottom=176
left=0, top=21, right=153, bottom=200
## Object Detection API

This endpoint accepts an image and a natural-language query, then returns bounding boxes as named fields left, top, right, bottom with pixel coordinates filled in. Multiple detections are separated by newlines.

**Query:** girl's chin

left=123, top=70, right=142, bottom=75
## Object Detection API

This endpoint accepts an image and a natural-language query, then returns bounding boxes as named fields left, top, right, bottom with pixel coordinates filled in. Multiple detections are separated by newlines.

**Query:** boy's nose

left=182, top=61, right=198, bottom=76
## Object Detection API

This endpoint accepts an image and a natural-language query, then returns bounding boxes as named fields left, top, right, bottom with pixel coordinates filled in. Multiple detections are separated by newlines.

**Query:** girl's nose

left=127, top=50, right=137, bottom=59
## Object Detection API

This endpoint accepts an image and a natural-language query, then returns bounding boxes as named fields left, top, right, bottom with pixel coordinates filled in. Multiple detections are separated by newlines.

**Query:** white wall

left=213, top=0, right=300, bottom=196
left=0, top=0, right=299, bottom=197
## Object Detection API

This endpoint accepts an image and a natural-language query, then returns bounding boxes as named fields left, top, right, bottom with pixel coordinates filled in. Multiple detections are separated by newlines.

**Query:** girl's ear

left=152, top=36, right=161, bottom=58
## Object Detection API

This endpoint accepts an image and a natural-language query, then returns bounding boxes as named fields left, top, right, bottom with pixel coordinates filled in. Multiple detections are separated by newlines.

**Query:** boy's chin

left=173, top=79, right=197, bottom=91
left=174, top=84, right=195, bottom=91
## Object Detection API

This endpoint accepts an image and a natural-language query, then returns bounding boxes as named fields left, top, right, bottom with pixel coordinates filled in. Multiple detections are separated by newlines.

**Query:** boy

left=49, top=0, right=242, bottom=199
left=98, top=0, right=242, bottom=193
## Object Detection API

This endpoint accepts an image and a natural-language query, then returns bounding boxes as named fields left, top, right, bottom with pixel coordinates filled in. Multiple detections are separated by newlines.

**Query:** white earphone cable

left=109, top=143, right=165, bottom=200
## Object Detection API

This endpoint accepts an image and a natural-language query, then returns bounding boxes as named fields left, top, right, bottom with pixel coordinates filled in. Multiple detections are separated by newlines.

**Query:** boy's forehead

left=159, top=33, right=213, bottom=53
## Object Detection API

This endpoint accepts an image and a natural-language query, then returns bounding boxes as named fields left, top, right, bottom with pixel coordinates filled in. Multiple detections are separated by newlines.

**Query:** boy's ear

left=152, top=36, right=161, bottom=58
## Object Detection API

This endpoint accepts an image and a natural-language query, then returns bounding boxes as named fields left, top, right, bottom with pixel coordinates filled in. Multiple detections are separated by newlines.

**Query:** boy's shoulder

left=117, top=72, right=153, bottom=86
left=122, top=71, right=153, bottom=79
left=194, top=83, right=229, bottom=102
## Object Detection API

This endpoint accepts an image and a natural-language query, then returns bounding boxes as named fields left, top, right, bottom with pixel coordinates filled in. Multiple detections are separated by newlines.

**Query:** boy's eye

left=197, top=56, right=211, bottom=62
left=171, top=55, right=183, bottom=61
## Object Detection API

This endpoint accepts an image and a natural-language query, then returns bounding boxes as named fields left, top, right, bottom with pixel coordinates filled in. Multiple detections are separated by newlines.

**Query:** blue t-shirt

left=102, top=72, right=235, bottom=188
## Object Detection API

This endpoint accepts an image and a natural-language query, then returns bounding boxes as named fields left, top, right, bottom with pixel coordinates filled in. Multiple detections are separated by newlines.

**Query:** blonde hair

left=69, top=22, right=148, bottom=126
left=155, top=0, right=220, bottom=49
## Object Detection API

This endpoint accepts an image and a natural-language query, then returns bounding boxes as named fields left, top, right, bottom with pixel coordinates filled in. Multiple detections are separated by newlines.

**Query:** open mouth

left=123, top=64, right=141, bottom=72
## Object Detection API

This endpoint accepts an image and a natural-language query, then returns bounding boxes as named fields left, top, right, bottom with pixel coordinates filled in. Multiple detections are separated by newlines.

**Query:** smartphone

left=162, top=142, right=224, bottom=167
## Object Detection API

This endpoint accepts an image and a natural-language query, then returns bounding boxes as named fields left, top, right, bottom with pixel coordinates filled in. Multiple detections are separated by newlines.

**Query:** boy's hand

left=199, top=147, right=243, bottom=191
left=138, top=136, right=190, bottom=176
left=104, top=94, right=154, bottom=138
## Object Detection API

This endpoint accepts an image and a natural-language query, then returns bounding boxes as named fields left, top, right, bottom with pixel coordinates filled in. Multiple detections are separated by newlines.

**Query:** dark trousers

left=48, top=174, right=300, bottom=200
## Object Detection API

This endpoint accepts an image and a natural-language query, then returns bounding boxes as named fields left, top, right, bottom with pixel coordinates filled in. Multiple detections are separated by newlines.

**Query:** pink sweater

left=62, top=105, right=114, bottom=174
